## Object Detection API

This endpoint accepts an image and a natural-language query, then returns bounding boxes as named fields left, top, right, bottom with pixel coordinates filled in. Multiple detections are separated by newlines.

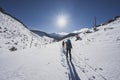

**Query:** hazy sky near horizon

left=0, top=0, right=120, bottom=33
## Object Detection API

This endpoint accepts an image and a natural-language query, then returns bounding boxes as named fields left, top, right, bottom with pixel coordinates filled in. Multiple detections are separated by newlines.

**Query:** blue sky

left=0, top=0, right=120, bottom=33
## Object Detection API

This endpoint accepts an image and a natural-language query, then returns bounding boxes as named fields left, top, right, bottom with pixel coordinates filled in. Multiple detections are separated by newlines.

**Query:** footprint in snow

left=99, top=68, right=103, bottom=71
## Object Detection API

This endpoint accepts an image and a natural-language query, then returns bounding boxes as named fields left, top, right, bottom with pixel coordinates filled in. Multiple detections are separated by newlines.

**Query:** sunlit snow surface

left=0, top=10, right=120, bottom=80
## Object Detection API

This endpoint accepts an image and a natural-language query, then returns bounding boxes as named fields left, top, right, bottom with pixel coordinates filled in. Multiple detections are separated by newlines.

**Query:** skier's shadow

left=66, top=59, right=81, bottom=80
left=61, top=48, right=81, bottom=80
left=62, top=48, right=66, bottom=55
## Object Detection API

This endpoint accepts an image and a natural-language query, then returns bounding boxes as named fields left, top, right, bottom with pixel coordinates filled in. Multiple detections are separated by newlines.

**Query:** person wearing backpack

left=66, top=39, right=72, bottom=61
left=62, top=41, right=65, bottom=53
left=62, top=41, right=65, bottom=48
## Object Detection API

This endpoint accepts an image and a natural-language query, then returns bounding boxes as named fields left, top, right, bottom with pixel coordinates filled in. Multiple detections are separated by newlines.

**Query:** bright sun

left=57, top=15, right=67, bottom=28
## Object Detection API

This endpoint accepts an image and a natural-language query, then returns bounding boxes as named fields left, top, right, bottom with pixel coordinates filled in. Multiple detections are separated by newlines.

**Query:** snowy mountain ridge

left=31, top=16, right=120, bottom=42
left=49, top=32, right=68, bottom=38
left=0, top=17, right=120, bottom=80
left=72, top=16, right=120, bottom=34
left=31, top=30, right=69, bottom=41
left=0, top=10, right=53, bottom=51
left=0, top=8, right=120, bottom=80
left=60, top=16, right=120, bottom=80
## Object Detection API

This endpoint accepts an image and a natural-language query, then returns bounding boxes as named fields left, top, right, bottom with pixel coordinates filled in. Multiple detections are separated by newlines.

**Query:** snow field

left=0, top=43, right=68, bottom=80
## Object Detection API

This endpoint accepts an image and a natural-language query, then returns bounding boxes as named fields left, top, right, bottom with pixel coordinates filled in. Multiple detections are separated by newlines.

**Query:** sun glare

left=57, top=15, right=67, bottom=28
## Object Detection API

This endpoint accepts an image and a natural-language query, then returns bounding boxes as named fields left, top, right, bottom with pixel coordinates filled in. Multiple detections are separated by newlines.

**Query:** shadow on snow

left=62, top=48, right=81, bottom=80
left=67, top=59, right=81, bottom=80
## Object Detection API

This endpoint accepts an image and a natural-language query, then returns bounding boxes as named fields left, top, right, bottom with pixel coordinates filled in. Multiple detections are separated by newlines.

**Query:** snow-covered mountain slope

left=30, top=30, right=68, bottom=41
left=57, top=32, right=69, bottom=36
left=49, top=33, right=67, bottom=38
left=65, top=17, right=120, bottom=80
left=49, top=32, right=68, bottom=40
left=31, top=30, right=51, bottom=37
left=72, top=28, right=93, bottom=34
left=0, top=11, right=120, bottom=80
left=0, top=11, right=53, bottom=51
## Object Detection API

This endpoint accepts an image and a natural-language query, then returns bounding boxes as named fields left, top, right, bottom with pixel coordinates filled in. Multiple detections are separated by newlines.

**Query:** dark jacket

left=66, top=39, right=72, bottom=49
left=62, top=41, right=65, bottom=47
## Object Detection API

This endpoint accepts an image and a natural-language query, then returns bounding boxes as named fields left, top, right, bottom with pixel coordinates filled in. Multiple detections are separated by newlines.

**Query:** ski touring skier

left=62, top=41, right=65, bottom=48
left=62, top=41, right=65, bottom=54
left=65, top=39, right=72, bottom=61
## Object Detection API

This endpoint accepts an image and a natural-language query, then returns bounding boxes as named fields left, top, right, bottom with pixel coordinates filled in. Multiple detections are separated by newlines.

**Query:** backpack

left=66, top=39, right=72, bottom=49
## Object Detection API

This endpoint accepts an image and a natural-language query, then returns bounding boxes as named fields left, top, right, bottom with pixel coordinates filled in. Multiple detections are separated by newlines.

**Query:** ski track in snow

left=60, top=47, right=81, bottom=80
left=72, top=55, right=107, bottom=80
left=60, top=45, right=108, bottom=80
left=67, top=59, right=81, bottom=80
left=1, top=11, right=120, bottom=80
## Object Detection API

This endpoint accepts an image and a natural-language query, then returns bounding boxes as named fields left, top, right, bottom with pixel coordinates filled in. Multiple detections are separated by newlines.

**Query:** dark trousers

left=66, top=48, right=72, bottom=61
